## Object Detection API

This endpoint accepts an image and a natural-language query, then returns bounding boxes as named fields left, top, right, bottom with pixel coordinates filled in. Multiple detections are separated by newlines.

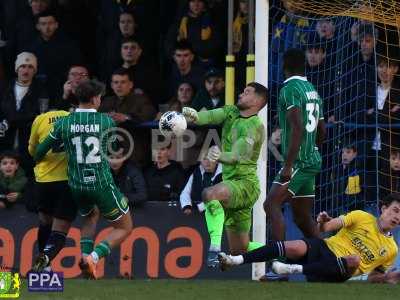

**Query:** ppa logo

left=28, top=272, right=63, bottom=292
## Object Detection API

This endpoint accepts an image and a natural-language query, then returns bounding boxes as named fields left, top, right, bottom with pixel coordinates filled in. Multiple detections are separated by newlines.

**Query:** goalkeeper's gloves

left=207, top=145, right=221, bottom=162
left=182, top=107, right=199, bottom=123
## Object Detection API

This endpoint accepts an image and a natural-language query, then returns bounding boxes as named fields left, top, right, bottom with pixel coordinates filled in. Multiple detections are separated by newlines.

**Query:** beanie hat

left=15, top=52, right=38, bottom=72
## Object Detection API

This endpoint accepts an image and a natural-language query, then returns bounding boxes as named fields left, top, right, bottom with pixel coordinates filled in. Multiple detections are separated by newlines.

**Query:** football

left=159, top=111, right=187, bottom=137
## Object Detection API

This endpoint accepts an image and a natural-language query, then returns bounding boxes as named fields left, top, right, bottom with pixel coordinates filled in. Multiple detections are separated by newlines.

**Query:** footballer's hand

left=317, top=211, right=332, bottom=224
left=182, top=107, right=199, bottom=123
left=385, top=270, right=400, bottom=284
left=207, top=146, right=221, bottom=162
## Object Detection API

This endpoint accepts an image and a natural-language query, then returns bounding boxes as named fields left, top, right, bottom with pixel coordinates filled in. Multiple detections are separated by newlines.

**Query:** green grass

left=20, top=279, right=400, bottom=300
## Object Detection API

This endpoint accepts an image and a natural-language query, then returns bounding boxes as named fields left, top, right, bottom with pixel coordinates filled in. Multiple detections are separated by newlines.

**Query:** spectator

left=376, top=150, right=400, bottom=202
left=340, top=24, right=378, bottom=164
left=267, top=125, right=283, bottom=186
left=110, top=153, right=148, bottom=208
left=156, top=82, right=195, bottom=120
left=57, top=64, right=90, bottom=111
left=0, top=52, right=45, bottom=175
left=0, top=151, right=27, bottom=209
left=27, top=10, right=82, bottom=103
left=120, top=37, right=163, bottom=105
left=167, top=40, right=205, bottom=98
left=191, top=67, right=225, bottom=111
left=98, top=11, right=138, bottom=83
left=367, top=56, right=400, bottom=155
left=330, top=144, right=363, bottom=213
left=180, top=154, right=222, bottom=214
left=315, top=19, right=336, bottom=57
left=100, top=68, right=156, bottom=167
left=305, top=37, right=335, bottom=122
left=144, top=143, right=186, bottom=202
left=165, top=0, right=222, bottom=66
left=7, top=0, right=51, bottom=63
left=233, top=0, right=250, bottom=90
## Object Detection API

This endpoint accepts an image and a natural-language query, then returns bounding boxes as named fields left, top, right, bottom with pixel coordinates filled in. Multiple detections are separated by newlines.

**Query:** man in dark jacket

left=110, top=153, right=147, bottom=208
left=100, top=68, right=156, bottom=167
left=191, top=67, right=225, bottom=111
left=144, top=143, right=186, bottom=202
left=26, top=10, right=82, bottom=103
left=120, top=37, right=164, bottom=106
left=0, top=52, right=46, bottom=175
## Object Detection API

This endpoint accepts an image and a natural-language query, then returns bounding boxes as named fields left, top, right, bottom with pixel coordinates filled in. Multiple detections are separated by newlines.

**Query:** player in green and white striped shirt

left=35, top=80, right=133, bottom=279
left=264, top=49, right=326, bottom=241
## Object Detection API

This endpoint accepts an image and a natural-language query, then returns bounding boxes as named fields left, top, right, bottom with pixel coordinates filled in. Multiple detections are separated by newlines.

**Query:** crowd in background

left=0, top=0, right=399, bottom=219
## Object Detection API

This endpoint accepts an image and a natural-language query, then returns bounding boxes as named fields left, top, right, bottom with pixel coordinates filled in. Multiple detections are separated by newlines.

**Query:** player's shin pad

left=205, top=200, right=225, bottom=250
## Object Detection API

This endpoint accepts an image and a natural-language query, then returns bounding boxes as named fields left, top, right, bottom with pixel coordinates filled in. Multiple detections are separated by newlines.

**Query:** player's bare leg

left=81, top=212, right=133, bottom=279
left=225, top=230, right=249, bottom=255
left=264, top=183, right=293, bottom=241
left=202, top=183, right=231, bottom=268
left=290, top=197, right=320, bottom=238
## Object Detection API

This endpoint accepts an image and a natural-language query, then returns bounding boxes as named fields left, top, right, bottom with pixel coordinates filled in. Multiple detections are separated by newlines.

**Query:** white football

left=159, top=111, right=187, bottom=137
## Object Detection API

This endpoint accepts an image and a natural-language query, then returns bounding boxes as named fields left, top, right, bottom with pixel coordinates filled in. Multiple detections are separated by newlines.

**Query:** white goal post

left=252, top=0, right=269, bottom=280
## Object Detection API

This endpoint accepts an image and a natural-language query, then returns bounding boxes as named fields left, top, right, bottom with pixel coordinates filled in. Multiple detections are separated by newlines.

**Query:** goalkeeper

left=182, top=82, right=267, bottom=268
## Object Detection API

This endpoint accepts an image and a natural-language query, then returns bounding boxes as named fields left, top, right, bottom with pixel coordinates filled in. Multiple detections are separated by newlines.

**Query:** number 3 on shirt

left=305, top=103, right=320, bottom=132
left=71, top=136, right=101, bottom=164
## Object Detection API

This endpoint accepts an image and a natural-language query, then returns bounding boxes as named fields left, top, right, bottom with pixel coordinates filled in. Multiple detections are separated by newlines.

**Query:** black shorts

left=34, top=181, right=77, bottom=222
left=301, top=238, right=351, bottom=283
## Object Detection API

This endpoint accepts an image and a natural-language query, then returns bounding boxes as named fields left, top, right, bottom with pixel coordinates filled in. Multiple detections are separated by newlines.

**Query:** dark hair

left=35, top=10, right=58, bottom=24
left=68, top=64, right=90, bottom=75
left=119, top=10, right=135, bottom=20
left=343, top=143, right=357, bottom=152
left=75, top=79, right=105, bottom=104
left=377, top=55, right=399, bottom=67
left=283, top=48, right=306, bottom=75
left=121, top=37, right=143, bottom=49
left=390, top=149, right=400, bottom=156
left=379, top=193, right=400, bottom=209
left=0, top=151, right=20, bottom=163
left=174, top=39, right=194, bottom=53
left=111, top=67, right=133, bottom=82
left=247, top=82, right=268, bottom=107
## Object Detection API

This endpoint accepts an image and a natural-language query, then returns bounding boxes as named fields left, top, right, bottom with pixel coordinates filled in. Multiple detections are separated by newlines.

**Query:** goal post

left=252, top=0, right=269, bottom=280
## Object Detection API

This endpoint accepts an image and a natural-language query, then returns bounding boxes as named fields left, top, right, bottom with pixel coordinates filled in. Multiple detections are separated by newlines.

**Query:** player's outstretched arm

left=207, top=136, right=255, bottom=165
left=34, top=134, right=57, bottom=162
left=316, top=211, right=343, bottom=233
left=182, top=107, right=227, bottom=126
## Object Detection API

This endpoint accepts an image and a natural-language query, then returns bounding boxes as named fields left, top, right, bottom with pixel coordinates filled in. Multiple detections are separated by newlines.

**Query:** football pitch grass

left=21, top=279, right=399, bottom=300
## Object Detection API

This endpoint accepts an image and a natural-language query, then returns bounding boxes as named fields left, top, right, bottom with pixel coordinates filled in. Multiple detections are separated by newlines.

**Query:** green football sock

left=205, top=200, right=225, bottom=251
left=80, top=237, right=94, bottom=256
left=247, top=241, right=264, bottom=252
left=92, top=240, right=111, bottom=262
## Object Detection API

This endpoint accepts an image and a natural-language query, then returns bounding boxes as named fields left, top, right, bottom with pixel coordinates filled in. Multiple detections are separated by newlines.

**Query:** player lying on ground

left=29, top=110, right=79, bottom=272
left=34, top=80, right=133, bottom=279
left=182, top=82, right=267, bottom=268
left=219, top=193, right=400, bottom=283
